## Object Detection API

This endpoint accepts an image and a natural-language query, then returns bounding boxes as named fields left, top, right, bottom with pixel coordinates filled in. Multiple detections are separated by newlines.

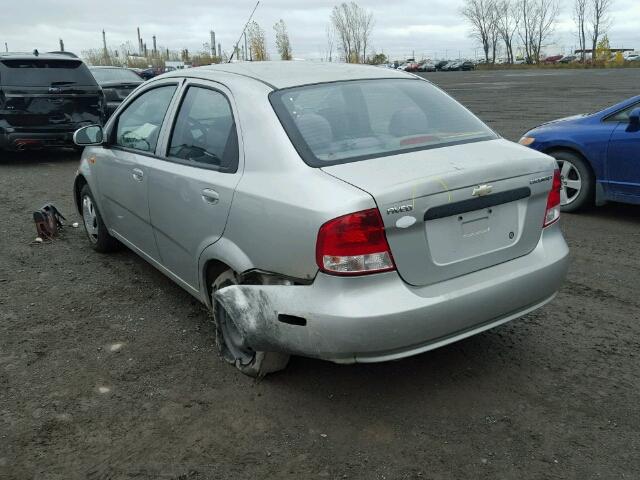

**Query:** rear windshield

left=90, top=68, right=142, bottom=84
left=0, top=59, right=97, bottom=87
left=270, top=78, right=497, bottom=167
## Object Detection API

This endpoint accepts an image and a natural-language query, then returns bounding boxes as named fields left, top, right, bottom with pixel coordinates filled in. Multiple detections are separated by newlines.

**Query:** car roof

left=89, top=66, right=131, bottom=69
left=0, top=52, right=82, bottom=61
left=164, top=61, right=413, bottom=90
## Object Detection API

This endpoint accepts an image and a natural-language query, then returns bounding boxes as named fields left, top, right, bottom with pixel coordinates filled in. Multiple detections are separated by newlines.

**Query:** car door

left=96, top=81, right=179, bottom=260
left=146, top=80, right=243, bottom=290
left=606, top=103, right=640, bottom=198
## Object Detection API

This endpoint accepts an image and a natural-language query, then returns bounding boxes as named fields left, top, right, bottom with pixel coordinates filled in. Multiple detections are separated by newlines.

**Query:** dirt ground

left=1, top=68, right=639, bottom=480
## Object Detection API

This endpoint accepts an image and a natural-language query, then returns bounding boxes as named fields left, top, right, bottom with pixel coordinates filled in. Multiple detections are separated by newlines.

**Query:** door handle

left=132, top=168, right=144, bottom=182
left=201, top=188, right=220, bottom=205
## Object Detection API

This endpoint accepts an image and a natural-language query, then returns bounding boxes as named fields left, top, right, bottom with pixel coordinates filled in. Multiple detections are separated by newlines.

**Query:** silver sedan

left=73, top=62, right=569, bottom=376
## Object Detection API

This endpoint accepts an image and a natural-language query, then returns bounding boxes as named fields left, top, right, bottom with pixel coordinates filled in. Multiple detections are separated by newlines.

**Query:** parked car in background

left=0, top=51, right=103, bottom=151
left=460, top=61, right=475, bottom=71
left=404, top=61, right=420, bottom=72
left=559, top=55, right=578, bottom=63
left=520, top=95, right=640, bottom=211
left=417, top=61, right=436, bottom=72
left=434, top=60, right=449, bottom=71
left=72, top=62, right=568, bottom=377
left=445, top=61, right=463, bottom=71
left=544, top=55, right=564, bottom=64
left=89, top=66, right=144, bottom=117
left=131, top=67, right=157, bottom=80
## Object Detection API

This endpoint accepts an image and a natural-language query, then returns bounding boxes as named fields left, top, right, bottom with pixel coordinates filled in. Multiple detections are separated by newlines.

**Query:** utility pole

left=152, top=35, right=157, bottom=57
left=102, top=30, right=108, bottom=57
left=244, top=32, right=249, bottom=61
left=137, top=27, right=142, bottom=55
left=59, top=39, right=65, bottom=52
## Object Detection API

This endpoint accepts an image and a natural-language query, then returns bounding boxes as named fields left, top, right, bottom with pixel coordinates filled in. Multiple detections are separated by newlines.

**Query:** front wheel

left=550, top=151, right=594, bottom=213
left=211, top=269, right=290, bottom=377
left=80, top=185, right=119, bottom=252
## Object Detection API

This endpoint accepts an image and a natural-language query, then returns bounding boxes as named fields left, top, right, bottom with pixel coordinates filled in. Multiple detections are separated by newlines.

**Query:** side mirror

left=629, top=108, right=640, bottom=127
left=73, top=125, right=103, bottom=146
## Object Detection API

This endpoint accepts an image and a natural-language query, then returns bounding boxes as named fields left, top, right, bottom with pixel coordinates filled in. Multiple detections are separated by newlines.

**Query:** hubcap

left=82, top=195, right=99, bottom=243
left=557, top=159, right=582, bottom=206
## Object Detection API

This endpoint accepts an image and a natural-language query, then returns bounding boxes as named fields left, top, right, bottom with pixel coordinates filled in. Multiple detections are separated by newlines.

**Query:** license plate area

left=426, top=202, right=520, bottom=266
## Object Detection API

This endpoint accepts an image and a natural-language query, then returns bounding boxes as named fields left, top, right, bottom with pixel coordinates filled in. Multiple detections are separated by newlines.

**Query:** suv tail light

left=316, top=208, right=396, bottom=275
left=543, top=169, right=561, bottom=227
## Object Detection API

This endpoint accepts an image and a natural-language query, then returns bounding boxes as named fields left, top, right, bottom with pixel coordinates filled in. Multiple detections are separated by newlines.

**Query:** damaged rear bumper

left=216, top=225, right=569, bottom=364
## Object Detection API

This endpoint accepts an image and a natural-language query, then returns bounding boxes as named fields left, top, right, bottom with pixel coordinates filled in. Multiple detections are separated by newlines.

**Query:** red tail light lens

left=544, top=169, right=561, bottom=227
left=316, top=208, right=396, bottom=275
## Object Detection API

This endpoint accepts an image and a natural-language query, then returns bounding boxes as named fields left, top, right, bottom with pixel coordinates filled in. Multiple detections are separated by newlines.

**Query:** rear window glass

left=90, top=68, right=142, bottom=84
left=270, top=78, right=497, bottom=167
left=0, top=59, right=97, bottom=86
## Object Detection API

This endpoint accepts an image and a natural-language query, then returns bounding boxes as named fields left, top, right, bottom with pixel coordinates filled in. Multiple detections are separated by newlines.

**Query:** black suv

left=0, top=52, right=104, bottom=151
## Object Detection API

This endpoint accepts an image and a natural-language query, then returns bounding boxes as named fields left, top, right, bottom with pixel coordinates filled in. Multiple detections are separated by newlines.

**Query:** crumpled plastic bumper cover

left=215, top=225, right=569, bottom=364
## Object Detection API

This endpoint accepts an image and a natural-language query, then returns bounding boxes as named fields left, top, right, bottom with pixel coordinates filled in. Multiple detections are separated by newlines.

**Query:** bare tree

left=461, top=0, right=497, bottom=64
left=247, top=21, right=268, bottom=61
left=273, top=19, right=292, bottom=60
left=325, top=24, right=335, bottom=62
left=517, top=0, right=559, bottom=63
left=589, top=0, right=614, bottom=64
left=495, top=0, right=519, bottom=63
left=574, top=0, right=588, bottom=62
left=330, top=2, right=374, bottom=63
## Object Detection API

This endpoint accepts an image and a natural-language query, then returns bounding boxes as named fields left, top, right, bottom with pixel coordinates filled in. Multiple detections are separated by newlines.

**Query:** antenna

left=228, top=1, right=259, bottom=63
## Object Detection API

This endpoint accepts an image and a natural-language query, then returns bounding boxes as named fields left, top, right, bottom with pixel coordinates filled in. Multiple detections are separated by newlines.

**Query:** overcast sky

left=3, top=0, right=639, bottom=60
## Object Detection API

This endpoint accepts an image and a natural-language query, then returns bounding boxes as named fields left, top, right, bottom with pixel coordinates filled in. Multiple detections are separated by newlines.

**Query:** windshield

left=0, top=58, right=97, bottom=86
left=91, top=68, right=142, bottom=83
left=270, top=78, right=497, bottom=167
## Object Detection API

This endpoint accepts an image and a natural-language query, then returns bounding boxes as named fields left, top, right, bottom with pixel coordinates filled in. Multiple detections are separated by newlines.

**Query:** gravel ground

left=1, top=68, right=639, bottom=480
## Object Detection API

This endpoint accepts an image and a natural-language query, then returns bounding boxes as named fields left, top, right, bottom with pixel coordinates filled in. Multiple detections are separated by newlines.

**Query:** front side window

left=167, top=86, right=238, bottom=172
left=607, top=102, right=640, bottom=123
left=270, top=78, right=497, bottom=167
left=115, top=85, right=177, bottom=153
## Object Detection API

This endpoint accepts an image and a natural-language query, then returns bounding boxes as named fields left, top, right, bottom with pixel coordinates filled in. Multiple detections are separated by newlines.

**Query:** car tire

left=80, top=184, right=119, bottom=252
left=549, top=150, right=594, bottom=212
left=211, top=269, right=290, bottom=378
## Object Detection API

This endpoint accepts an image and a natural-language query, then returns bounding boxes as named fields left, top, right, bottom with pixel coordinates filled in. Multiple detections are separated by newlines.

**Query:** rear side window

left=167, top=86, right=239, bottom=172
left=270, top=78, right=497, bottom=167
left=0, top=59, right=97, bottom=86
left=90, top=68, right=142, bottom=84
left=115, top=85, right=177, bottom=153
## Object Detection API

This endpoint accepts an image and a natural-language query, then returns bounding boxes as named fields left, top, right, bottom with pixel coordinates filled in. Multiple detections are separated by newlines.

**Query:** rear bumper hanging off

left=215, top=225, right=569, bottom=364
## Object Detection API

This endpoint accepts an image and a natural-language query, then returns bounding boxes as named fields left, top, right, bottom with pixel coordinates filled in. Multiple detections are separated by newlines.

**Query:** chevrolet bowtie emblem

left=472, top=184, right=493, bottom=197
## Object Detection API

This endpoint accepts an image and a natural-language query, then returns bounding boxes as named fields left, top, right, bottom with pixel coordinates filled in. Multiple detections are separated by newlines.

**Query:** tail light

left=543, top=169, right=561, bottom=227
left=316, top=208, right=396, bottom=275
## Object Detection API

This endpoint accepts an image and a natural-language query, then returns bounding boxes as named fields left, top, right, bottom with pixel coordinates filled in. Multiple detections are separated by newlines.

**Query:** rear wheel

left=211, top=269, right=289, bottom=377
left=80, top=185, right=119, bottom=252
left=549, top=150, right=594, bottom=212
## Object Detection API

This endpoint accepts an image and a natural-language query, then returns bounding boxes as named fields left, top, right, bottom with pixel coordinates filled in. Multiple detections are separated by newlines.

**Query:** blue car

left=519, top=96, right=640, bottom=211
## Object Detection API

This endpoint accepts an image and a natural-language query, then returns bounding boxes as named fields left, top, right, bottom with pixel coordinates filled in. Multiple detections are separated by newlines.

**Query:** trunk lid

left=322, top=139, right=557, bottom=286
